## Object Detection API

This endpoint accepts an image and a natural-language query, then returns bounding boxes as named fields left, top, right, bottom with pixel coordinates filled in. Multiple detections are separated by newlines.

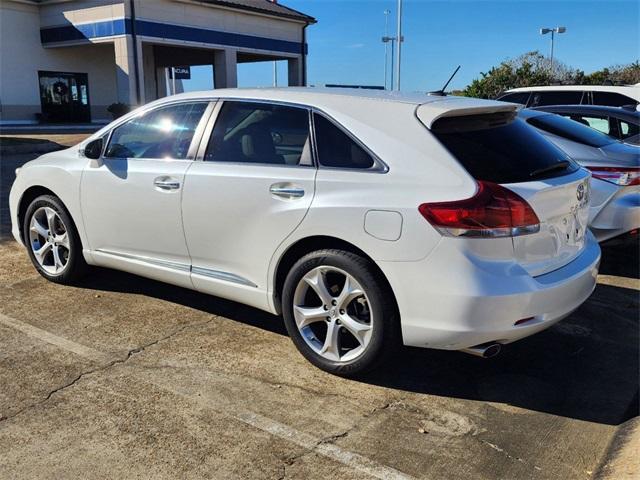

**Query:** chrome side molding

left=95, top=249, right=190, bottom=272
left=191, top=266, right=257, bottom=288
left=95, top=249, right=256, bottom=287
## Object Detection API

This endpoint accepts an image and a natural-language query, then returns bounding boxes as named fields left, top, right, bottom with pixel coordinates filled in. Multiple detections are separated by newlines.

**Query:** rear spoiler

left=416, top=97, right=520, bottom=129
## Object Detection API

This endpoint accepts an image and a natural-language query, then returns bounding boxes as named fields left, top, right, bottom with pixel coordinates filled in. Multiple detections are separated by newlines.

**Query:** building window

left=38, top=71, right=90, bottom=123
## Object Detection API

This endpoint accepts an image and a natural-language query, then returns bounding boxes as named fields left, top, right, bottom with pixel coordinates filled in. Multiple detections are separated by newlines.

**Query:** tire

left=23, top=194, right=88, bottom=284
left=282, top=249, right=399, bottom=376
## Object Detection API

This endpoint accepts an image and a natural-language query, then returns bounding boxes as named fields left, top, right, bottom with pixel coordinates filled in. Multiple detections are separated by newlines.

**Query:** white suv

left=9, top=88, right=601, bottom=375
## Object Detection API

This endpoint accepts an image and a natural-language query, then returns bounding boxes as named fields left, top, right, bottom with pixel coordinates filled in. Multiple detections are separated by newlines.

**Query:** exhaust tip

left=461, top=342, right=502, bottom=358
left=483, top=343, right=501, bottom=358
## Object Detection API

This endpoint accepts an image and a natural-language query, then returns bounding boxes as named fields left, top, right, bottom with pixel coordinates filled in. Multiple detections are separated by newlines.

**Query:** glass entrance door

left=38, top=71, right=91, bottom=123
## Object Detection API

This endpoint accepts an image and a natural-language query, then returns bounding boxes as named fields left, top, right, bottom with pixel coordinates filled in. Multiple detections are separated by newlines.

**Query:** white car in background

left=10, top=88, right=600, bottom=375
left=497, top=84, right=640, bottom=108
left=520, top=109, right=640, bottom=242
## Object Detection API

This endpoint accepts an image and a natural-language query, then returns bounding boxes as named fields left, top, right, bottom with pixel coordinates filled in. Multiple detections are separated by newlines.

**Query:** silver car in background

left=520, top=109, right=640, bottom=242
left=533, top=104, right=640, bottom=145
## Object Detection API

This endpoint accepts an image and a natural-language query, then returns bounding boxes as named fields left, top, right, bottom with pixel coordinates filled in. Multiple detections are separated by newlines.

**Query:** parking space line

left=597, top=274, right=640, bottom=291
left=0, top=313, right=111, bottom=363
left=234, top=410, right=414, bottom=480
left=1, top=312, right=415, bottom=480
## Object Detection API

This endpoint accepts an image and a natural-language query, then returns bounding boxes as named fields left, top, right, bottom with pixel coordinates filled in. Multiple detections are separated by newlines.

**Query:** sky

left=181, top=0, right=640, bottom=93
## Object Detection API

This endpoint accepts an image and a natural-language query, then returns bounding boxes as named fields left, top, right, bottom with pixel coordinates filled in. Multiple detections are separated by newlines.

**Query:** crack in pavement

left=0, top=311, right=417, bottom=479
left=0, top=317, right=216, bottom=424
left=480, top=439, right=544, bottom=473
left=275, top=400, right=400, bottom=479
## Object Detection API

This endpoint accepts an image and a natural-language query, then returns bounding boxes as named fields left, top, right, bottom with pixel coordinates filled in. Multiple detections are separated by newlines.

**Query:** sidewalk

left=0, top=133, right=92, bottom=154
left=0, top=123, right=105, bottom=135
left=596, top=413, right=640, bottom=479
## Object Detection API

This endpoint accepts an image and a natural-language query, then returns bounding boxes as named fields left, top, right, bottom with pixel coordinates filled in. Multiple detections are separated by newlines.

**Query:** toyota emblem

left=576, top=183, right=585, bottom=201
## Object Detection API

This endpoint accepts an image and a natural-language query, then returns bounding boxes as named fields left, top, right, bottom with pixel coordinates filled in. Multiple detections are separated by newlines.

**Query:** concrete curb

left=0, top=141, right=64, bottom=155
left=596, top=415, right=640, bottom=479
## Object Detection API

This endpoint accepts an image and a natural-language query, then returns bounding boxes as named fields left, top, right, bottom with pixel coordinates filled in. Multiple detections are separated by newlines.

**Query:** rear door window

left=204, top=101, right=311, bottom=166
left=431, top=113, right=578, bottom=184
left=566, top=114, right=611, bottom=135
left=531, top=91, right=584, bottom=107
left=526, top=113, right=617, bottom=147
left=496, top=92, right=531, bottom=105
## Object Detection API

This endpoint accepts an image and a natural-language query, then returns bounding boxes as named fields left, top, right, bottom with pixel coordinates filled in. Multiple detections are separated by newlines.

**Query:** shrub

left=107, top=102, right=130, bottom=119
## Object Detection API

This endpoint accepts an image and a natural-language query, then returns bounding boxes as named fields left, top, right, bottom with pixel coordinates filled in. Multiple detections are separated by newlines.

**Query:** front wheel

left=23, top=194, right=87, bottom=284
left=282, top=249, right=398, bottom=376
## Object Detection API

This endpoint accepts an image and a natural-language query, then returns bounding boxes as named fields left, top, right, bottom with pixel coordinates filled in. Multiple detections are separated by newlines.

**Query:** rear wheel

left=282, top=249, right=398, bottom=376
left=23, top=195, right=87, bottom=284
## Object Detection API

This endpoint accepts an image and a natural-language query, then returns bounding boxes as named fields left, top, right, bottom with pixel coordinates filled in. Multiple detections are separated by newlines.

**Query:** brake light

left=418, top=181, right=540, bottom=238
left=586, top=167, right=640, bottom=186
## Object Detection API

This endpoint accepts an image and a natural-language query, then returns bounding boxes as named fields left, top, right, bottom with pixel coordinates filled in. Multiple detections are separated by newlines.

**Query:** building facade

left=0, top=0, right=315, bottom=124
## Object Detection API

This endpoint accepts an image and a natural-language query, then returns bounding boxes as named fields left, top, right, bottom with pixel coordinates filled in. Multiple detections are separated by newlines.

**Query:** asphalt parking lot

left=0, top=141, right=638, bottom=479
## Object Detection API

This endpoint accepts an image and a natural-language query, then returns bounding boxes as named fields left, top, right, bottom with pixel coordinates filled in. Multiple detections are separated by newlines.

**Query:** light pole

left=383, top=9, right=391, bottom=90
left=382, top=35, right=396, bottom=90
left=382, top=2, right=404, bottom=91
left=395, top=0, right=403, bottom=91
left=540, top=26, right=566, bottom=79
left=273, top=60, right=278, bottom=87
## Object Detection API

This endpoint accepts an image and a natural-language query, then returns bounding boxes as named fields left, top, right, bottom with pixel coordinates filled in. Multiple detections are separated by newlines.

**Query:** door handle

left=270, top=184, right=305, bottom=199
left=154, top=177, right=180, bottom=191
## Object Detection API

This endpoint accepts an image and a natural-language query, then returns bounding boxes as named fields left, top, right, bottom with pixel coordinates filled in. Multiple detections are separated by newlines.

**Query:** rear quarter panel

left=267, top=100, right=478, bottom=303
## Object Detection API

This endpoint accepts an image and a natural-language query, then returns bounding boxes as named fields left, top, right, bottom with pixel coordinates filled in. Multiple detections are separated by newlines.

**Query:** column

left=287, top=56, right=304, bottom=86
left=113, top=35, right=144, bottom=106
left=213, top=48, right=238, bottom=89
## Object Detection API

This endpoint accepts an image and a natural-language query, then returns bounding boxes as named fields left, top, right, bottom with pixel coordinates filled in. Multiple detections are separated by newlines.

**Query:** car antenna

left=428, top=65, right=461, bottom=96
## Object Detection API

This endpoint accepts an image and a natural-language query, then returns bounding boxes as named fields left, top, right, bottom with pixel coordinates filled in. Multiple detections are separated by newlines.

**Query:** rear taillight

left=586, top=167, right=640, bottom=186
left=418, top=181, right=540, bottom=238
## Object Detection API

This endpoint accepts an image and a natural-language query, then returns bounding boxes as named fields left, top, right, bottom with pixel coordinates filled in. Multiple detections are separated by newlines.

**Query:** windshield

left=526, top=113, right=617, bottom=148
left=432, top=115, right=579, bottom=184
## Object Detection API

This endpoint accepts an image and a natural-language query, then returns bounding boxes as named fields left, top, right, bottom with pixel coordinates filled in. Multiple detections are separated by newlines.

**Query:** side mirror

left=83, top=138, right=103, bottom=160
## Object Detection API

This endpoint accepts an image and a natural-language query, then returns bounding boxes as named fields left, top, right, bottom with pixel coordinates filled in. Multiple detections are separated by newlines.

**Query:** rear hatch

left=506, top=171, right=591, bottom=276
left=417, top=100, right=591, bottom=276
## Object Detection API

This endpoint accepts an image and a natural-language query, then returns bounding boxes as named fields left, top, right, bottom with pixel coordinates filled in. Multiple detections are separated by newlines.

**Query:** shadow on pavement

left=361, top=281, right=638, bottom=426
left=69, top=248, right=639, bottom=427
left=78, top=266, right=288, bottom=337
left=599, top=237, right=639, bottom=279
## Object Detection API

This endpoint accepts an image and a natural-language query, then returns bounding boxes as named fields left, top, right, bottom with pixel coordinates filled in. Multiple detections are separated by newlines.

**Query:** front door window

left=38, top=71, right=90, bottom=123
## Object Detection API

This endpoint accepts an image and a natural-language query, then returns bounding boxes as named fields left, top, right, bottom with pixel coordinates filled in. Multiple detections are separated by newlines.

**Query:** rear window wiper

left=529, top=160, right=570, bottom=179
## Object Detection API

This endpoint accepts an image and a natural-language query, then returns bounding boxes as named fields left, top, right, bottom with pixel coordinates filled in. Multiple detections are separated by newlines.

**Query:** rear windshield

left=526, top=113, right=616, bottom=147
left=431, top=114, right=579, bottom=184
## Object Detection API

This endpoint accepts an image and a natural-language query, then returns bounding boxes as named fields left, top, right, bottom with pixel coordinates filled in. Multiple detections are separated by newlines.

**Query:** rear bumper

left=378, top=231, right=601, bottom=350
left=590, top=186, right=640, bottom=242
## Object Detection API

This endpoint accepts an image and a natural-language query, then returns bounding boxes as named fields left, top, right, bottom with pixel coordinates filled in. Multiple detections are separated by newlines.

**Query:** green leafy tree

left=575, top=62, right=640, bottom=85
left=459, top=53, right=639, bottom=98
left=461, top=51, right=555, bottom=99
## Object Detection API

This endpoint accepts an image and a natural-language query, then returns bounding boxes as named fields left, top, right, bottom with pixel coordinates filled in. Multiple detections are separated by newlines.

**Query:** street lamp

left=396, top=0, right=403, bottom=91
left=540, top=26, right=566, bottom=79
left=381, top=1, right=404, bottom=91
left=382, top=35, right=396, bottom=91
left=382, top=9, right=391, bottom=90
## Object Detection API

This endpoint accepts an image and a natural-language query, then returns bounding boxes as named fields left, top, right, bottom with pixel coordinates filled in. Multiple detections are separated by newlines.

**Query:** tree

left=459, top=53, right=640, bottom=98
left=574, top=62, right=640, bottom=85
left=461, top=51, right=555, bottom=99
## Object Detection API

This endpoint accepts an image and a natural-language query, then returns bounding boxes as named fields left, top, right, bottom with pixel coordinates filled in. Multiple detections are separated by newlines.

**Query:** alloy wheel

left=292, top=266, right=373, bottom=362
left=28, top=206, right=70, bottom=275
